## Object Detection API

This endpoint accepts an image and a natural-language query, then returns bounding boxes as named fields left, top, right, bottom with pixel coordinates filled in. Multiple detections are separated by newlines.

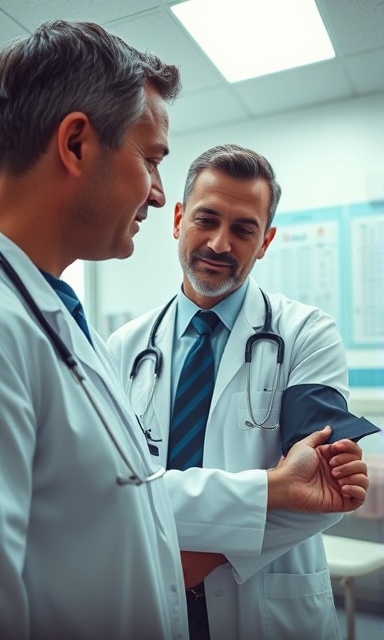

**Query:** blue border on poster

left=349, top=369, right=384, bottom=387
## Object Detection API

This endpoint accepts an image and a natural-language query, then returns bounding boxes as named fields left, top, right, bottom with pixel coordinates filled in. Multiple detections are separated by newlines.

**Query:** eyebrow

left=197, top=207, right=260, bottom=228
left=152, top=143, right=169, bottom=158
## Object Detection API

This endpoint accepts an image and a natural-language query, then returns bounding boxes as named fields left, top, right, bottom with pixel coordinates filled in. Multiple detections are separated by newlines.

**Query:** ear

left=173, top=202, right=183, bottom=239
left=256, top=227, right=276, bottom=259
left=56, top=112, right=95, bottom=177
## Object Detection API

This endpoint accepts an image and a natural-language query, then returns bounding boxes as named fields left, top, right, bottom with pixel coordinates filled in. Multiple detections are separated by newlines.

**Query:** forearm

left=227, top=510, right=342, bottom=584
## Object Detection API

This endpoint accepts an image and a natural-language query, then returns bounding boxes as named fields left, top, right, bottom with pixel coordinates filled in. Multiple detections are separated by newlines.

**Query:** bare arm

left=181, top=551, right=227, bottom=589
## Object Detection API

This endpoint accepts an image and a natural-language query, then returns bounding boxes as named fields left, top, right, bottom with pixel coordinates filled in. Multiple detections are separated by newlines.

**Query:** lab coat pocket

left=235, top=390, right=283, bottom=431
left=262, top=569, right=341, bottom=640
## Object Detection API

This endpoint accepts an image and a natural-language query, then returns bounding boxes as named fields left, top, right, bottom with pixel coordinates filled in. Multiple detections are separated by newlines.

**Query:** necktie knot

left=191, top=310, right=219, bottom=336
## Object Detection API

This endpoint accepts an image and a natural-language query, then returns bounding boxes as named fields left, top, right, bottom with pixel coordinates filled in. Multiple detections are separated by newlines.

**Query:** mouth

left=193, top=251, right=236, bottom=271
left=201, top=258, right=231, bottom=268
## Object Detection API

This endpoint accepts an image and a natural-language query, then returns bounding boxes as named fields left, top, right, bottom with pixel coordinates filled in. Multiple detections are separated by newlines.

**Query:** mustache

left=192, top=250, right=237, bottom=268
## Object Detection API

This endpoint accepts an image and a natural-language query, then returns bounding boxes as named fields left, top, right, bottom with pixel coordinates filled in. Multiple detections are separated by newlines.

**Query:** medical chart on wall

left=254, top=208, right=342, bottom=327
left=253, top=201, right=384, bottom=387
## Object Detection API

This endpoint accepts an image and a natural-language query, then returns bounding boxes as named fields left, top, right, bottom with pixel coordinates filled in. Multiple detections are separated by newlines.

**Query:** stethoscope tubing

left=0, top=251, right=164, bottom=486
left=130, top=288, right=285, bottom=430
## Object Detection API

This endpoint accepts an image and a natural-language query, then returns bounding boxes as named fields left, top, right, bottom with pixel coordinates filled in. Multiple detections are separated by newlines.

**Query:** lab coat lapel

left=0, top=235, right=144, bottom=457
left=151, top=302, right=176, bottom=437
left=210, top=280, right=266, bottom=414
left=126, top=302, right=175, bottom=468
left=40, top=302, right=152, bottom=464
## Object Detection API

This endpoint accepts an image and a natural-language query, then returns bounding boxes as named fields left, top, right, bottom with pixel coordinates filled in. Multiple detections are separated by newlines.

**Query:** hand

left=181, top=551, right=227, bottom=589
left=323, top=438, right=368, bottom=501
left=267, top=426, right=368, bottom=513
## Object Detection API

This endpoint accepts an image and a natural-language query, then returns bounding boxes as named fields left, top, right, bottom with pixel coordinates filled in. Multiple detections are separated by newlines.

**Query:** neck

left=0, top=173, right=72, bottom=277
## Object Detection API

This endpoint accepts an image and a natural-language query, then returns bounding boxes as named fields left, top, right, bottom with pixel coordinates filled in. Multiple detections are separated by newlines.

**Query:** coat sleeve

left=226, top=510, right=343, bottom=583
left=164, top=467, right=268, bottom=556
left=165, top=468, right=342, bottom=583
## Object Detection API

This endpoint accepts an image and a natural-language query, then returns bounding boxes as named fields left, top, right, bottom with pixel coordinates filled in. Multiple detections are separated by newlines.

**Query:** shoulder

left=0, top=283, right=60, bottom=392
left=267, top=292, right=341, bottom=346
left=0, top=280, right=42, bottom=347
left=108, top=304, right=164, bottom=348
left=269, top=291, right=327, bottom=319
left=246, top=278, right=339, bottom=338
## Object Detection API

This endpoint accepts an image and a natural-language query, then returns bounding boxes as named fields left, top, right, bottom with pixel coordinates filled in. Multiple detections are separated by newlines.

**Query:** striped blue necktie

left=167, top=310, right=219, bottom=470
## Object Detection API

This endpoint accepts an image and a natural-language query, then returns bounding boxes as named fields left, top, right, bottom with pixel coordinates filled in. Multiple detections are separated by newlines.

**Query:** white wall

left=94, top=92, right=384, bottom=337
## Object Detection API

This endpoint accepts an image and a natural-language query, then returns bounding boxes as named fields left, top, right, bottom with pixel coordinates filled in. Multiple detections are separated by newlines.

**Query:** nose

left=207, top=227, right=231, bottom=254
left=148, top=168, right=166, bottom=208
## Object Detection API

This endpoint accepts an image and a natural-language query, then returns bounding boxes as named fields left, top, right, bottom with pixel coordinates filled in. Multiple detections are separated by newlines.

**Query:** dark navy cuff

left=280, top=384, right=380, bottom=455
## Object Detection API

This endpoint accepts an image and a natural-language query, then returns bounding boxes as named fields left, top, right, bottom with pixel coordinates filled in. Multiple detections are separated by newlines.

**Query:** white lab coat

left=108, top=279, right=352, bottom=640
left=0, top=233, right=189, bottom=640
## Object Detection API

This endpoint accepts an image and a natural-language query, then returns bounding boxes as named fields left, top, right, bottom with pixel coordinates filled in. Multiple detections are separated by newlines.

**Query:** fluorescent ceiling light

left=171, top=0, right=335, bottom=82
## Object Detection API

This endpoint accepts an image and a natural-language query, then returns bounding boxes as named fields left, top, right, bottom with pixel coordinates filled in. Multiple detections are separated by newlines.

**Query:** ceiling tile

left=322, top=0, right=384, bottom=54
left=105, top=8, right=224, bottom=93
left=168, top=87, right=249, bottom=135
left=0, top=0, right=380, bottom=137
left=345, top=50, right=384, bottom=94
left=0, top=10, right=29, bottom=42
left=232, top=59, right=353, bottom=117
left=0, top=0, right=159, bottom=31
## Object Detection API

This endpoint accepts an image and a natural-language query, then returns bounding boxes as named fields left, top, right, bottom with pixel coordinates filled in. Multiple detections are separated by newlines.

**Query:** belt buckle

left=189, top=584, right=205, bottom=600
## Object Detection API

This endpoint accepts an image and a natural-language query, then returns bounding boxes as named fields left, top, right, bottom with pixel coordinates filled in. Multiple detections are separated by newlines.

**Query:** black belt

left=186, top=582, right=210, bottom=640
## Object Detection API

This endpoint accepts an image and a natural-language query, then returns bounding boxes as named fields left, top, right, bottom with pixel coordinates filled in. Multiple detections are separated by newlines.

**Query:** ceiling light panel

left=171, top=0, right=335, bottom=82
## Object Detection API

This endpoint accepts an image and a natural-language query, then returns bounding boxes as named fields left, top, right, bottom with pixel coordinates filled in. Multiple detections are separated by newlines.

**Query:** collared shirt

left=171, top=278, right=249, bottom=406
left=40, top=269, right=94, bottom=346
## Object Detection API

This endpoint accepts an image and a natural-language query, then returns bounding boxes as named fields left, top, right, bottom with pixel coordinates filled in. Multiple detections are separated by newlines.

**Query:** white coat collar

left=0, top=233, right=132, bottom=415
left=0, top=233, right=163, bottom=477
left=210, top=278, right=267, bottom=412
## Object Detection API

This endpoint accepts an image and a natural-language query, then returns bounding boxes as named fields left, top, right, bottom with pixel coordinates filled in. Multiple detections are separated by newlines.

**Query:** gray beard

left=180, top=259, right=240, bottom=299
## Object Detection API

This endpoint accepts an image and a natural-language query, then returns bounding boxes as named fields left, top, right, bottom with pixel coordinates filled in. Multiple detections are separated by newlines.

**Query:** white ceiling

left=0, top=0, right=383, bottom=136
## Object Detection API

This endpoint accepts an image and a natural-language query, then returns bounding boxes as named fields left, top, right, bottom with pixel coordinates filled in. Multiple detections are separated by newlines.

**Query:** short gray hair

left=0, top=20, right=181, bottom=173
left=183, top=144, right=281, bottom=228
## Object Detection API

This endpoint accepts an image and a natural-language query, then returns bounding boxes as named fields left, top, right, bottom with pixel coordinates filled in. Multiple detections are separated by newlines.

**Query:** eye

left=145, top=158, right=161, bottom=173
left=195, top=216, right=216, bottom=227
left=234, top=225, right=256, bottom=238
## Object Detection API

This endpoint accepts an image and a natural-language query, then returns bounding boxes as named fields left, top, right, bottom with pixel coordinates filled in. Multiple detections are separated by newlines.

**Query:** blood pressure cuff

left=280, top=384, right=380, bottom=456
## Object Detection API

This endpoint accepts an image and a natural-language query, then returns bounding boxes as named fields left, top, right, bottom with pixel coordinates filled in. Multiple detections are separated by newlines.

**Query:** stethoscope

left=0, top=251, right=165, bottom=486
left=129, top=288, right=285, bottom=430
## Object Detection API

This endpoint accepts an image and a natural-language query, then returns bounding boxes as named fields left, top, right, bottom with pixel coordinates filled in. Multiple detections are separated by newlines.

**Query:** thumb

left=299, top=425, right=332, bottom=448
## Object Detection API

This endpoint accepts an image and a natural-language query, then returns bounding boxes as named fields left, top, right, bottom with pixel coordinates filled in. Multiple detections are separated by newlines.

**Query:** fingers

left=339, top=483, right=367, bottom=503
left=300, top=425, right=332, bottom=448
left=335, top=470, right=369, bottom=491
left=330, top=453, right=359, bottom=466
left=331, top=459, right=367, bottom=478
left=330, top=439, right=362, bottom=459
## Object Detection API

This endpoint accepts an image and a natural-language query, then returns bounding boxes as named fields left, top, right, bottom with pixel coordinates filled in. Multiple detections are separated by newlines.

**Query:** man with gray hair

left=109, top=143, right=377, bottom=640
left=0, top=19, right=188, bottom=640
